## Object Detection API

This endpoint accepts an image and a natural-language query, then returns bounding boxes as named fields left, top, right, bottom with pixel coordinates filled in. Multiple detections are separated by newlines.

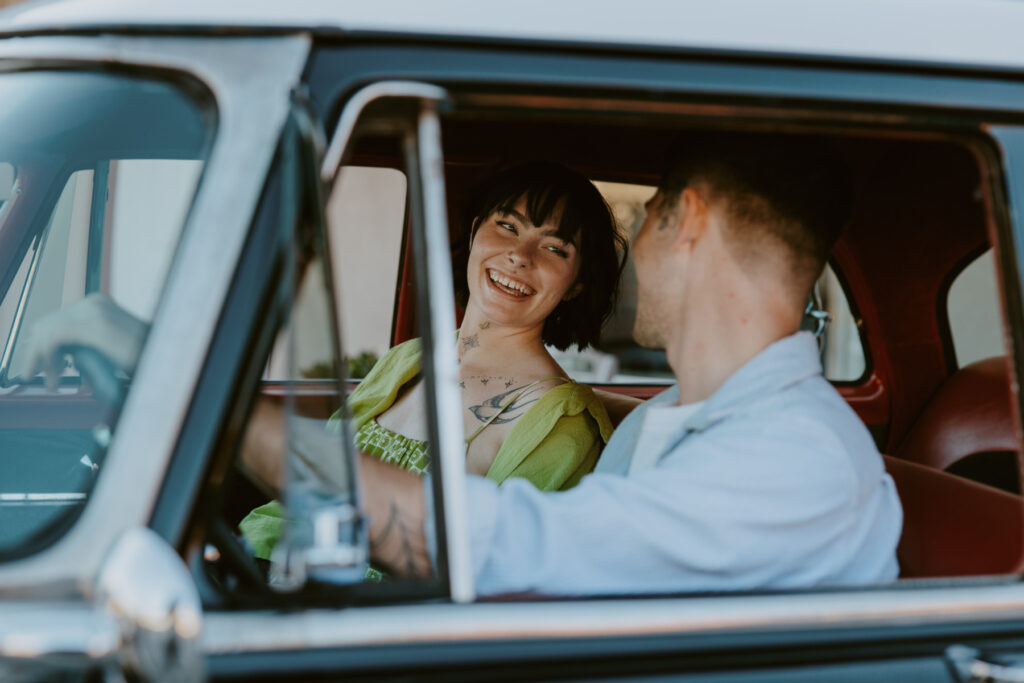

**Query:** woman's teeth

left=488, top=270, right=535, bottom=296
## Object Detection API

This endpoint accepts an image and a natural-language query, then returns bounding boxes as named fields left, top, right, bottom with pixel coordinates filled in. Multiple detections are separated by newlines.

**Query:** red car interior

left=885, top=455, right=1024, bottom=578
left=897, top=356, right=1021, bottom=489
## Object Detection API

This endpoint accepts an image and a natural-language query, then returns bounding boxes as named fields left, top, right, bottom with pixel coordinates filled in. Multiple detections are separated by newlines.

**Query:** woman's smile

left=486, top=268, right=536, bottom=298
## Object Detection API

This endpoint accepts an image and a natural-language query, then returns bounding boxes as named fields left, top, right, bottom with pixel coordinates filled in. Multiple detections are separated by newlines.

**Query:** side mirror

left=0, top=527, right=204, bottom=682
left=95, top=527, right=204, bottom=682
left=0, top=163, right=13, bottom=202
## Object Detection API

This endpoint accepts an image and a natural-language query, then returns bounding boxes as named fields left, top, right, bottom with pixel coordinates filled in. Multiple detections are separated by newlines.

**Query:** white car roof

left=2, top=0, right=1024, bottom=73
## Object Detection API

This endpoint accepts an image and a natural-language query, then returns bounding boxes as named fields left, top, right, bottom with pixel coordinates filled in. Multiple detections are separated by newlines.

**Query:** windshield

left=0, top=70, right=211, bottom=557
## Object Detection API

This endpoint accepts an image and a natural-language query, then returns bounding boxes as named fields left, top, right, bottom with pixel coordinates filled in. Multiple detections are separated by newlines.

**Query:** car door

left=184, top=36, right=1024, bottom=682
left=0, top=32, right=311, bottom=680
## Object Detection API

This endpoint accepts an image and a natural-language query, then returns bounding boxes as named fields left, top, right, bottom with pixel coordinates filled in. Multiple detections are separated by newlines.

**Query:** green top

left=345, top=337, right=613, bottom=487
left=355, top=417, right=431, bottom=474
left=240, top=337, right=614, bottom=560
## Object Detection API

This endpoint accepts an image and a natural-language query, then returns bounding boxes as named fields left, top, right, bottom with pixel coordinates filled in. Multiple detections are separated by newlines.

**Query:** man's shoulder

left=697, top=374, right=883, bottom=483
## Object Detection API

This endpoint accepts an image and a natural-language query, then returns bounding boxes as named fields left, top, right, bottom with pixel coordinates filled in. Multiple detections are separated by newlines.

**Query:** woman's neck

left=457, top=309, right=548, bottom=368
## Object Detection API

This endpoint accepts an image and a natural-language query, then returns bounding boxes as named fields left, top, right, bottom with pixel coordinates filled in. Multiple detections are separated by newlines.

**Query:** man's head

left=633, top=132, right=853, bottom=349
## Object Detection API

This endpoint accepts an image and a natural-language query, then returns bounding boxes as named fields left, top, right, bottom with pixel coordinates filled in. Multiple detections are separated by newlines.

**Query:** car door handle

left=947, top=644, right=1024, bottom=682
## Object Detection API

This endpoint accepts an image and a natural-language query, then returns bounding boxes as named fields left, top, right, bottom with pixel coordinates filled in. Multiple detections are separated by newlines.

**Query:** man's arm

left=238, top=404, right=432, bottom=577
left=358, top=455, right=432, bottom=577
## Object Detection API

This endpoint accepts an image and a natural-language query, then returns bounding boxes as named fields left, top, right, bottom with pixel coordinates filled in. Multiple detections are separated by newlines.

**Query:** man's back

left=465, top=332, right=902, bottom=596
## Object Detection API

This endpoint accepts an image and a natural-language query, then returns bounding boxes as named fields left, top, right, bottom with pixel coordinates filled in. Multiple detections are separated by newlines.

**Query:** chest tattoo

left=469, top=384, right=543, bottom=424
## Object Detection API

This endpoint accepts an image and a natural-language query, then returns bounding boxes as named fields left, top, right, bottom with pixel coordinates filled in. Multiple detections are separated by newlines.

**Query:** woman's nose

left=507, top=242, right=534, bottom=268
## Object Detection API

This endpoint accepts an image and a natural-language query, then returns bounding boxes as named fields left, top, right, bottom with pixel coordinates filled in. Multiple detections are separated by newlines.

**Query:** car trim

left=202, top=580, right=1024, bottom=655
left=0, top=33, right=310, bottom=595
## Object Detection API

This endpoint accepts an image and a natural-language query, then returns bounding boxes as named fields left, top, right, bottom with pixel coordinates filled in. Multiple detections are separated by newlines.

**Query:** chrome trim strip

left=320, top=81, right=447, bottom=184
left=0, top=493, right=87, bottom=502
left=0, top=34, right=311, bottom=594
left=0, top=601, right=119, bottom=660
left=204, top=581, right=1024, bottom=654
left=0, top=230, right=43, bottom=382
left=415, top=103, right=474, bottom=604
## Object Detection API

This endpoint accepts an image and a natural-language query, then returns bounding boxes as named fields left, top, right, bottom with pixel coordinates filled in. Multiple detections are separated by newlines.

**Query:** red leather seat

left=896, top=356, right=1019, bottom=479
left=884, top=455, right=1024, bottom=578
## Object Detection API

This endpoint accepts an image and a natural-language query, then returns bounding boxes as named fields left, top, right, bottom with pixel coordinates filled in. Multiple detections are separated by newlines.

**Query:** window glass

left=264, top=165, right=406, bottom=380
left=818, top=265, right=866, bottom=382
left=948, top=248, right=1004, bottom=367
left=0, top=71, right=210, bottom=556
left=226, top=149, right=430, bottom=596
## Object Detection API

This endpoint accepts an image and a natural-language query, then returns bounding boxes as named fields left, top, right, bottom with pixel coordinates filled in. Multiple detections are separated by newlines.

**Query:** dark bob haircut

left=453, top=162, right=627, bottom=351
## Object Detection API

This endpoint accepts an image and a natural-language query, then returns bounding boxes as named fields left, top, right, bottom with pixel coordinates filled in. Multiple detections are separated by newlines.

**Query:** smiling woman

left=240, top=161, right=628, bottom=561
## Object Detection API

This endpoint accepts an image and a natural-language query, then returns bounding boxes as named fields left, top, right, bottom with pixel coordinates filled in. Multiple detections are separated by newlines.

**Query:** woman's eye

left=497, top=221, right=517, bottom=234
left=546, top=246, right=569, bottom=258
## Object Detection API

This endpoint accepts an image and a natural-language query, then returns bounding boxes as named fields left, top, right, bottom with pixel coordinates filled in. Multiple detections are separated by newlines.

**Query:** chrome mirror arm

left=320, top=81, right=448, bottom=185
left=316, top=80, right=474, bottom=602
left=404, top=101, right=475, bottom=604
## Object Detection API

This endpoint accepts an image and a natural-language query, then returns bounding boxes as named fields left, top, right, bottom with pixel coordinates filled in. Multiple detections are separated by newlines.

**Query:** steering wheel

left=67, top=345, right=126, bottom=410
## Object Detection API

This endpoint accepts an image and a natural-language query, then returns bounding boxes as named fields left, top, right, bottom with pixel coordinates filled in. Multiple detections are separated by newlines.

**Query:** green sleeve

left=500, top=412, right=603, bottom=492
left=237, top=500, right=286, bottom=560
left=334, top=337, right=423, bottom=430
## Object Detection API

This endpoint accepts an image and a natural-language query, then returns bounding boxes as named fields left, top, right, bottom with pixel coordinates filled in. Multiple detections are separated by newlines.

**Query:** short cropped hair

left=659, top=132, right=853, bottom=286
left=453, top=162, right=628, bottom=350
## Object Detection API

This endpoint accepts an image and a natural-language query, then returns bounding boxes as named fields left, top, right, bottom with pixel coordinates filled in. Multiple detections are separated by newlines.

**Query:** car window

left=948, top=248, right=1005, bottom=368
left=818, top=264, right=866, bottom=382
left=264, top=165, right=406, bottom=380
left=211, top=80, right=1019, bottom=605
left=0, top=71, right=210, bottom=557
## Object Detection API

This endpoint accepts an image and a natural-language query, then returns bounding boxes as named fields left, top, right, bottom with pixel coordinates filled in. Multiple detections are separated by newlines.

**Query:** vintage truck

left=1, top=0, right=1024, bottom=680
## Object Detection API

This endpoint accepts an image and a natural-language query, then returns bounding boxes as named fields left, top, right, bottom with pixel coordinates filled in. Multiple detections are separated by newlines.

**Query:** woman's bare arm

left=592, top=388, right=643, bottom=427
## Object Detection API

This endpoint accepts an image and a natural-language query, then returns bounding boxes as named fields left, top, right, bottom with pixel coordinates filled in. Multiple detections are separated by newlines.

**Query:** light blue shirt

left=448, top=332, right=902, bottom=596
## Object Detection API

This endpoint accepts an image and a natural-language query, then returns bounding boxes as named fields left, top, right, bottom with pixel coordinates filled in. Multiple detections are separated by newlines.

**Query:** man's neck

left=666, top=289, right=799, bottom=406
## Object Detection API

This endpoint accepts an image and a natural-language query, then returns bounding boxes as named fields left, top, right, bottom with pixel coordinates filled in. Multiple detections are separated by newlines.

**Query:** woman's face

left=465, top=196, right=582, bottom=331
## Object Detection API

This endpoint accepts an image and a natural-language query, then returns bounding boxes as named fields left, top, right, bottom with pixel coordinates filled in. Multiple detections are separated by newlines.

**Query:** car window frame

left=0, top=33, right=310, bottom=593
left=220, top=42, right=1024, bottom=626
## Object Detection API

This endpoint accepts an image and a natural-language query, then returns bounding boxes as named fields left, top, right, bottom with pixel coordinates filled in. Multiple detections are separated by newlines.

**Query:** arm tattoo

left=370, top=501, right=425, bottom=576
left=469, top=384, right=543, bottom=424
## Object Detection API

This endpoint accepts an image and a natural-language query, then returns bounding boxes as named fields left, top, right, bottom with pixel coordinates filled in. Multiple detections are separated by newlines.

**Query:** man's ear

left=675, top=186, right=709, bottom=248
left=563, top=282, right=583, bottom=301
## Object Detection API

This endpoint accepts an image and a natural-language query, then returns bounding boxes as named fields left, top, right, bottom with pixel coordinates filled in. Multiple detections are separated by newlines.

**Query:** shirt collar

left=678, top=331, right=823, bottom=433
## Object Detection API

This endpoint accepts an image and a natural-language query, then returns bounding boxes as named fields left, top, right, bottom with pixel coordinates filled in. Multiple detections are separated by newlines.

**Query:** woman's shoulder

left=524, top=379, right=614, bottom=441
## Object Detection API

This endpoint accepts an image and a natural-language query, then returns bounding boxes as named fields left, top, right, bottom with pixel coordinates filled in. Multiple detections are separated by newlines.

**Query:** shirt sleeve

left=463, top=417, right=874, bottom=596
